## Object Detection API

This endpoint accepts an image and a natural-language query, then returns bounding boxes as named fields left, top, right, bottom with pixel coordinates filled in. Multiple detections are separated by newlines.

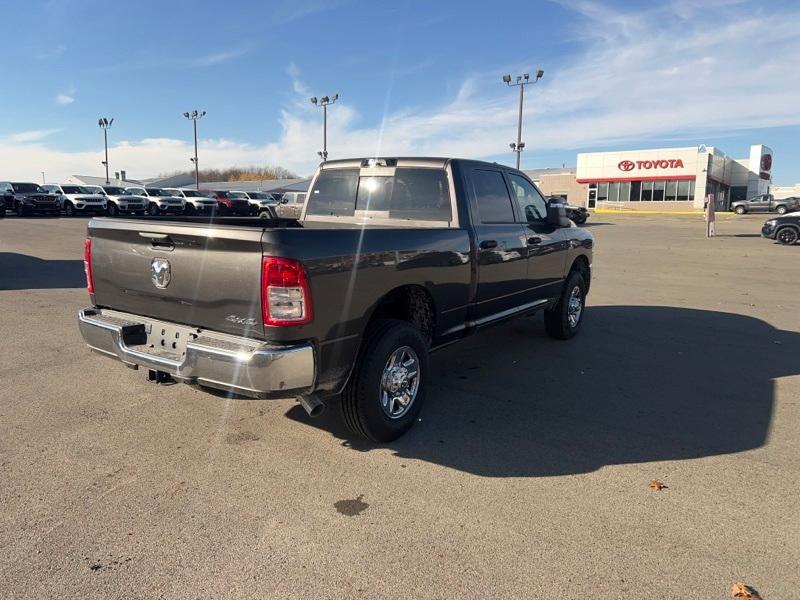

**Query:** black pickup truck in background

left=78, top=157, right=593, bottom=441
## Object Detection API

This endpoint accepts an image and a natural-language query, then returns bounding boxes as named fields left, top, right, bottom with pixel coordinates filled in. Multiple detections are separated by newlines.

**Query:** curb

left=593, top=209, right=736, bottom=216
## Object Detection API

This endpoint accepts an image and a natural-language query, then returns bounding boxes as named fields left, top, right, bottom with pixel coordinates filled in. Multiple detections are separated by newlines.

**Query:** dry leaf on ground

left=648, top=480, right=667, bottom=491
left=731, top=581, right=763, bottom=599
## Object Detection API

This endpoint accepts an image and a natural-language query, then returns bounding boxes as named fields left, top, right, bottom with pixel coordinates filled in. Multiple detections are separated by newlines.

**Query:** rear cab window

left=306, top=165, right=454, bottom=226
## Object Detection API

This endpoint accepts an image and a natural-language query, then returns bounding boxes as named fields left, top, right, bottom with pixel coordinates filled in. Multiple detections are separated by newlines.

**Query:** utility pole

left=98, top=117, right=114, bottom=184
left=502, top=70, right=544, bottom=170
left=40, top=172, right=45, bottom=185
left=183, top=110, right=206, bottom=189
left=310, top=94, right=338, bottom=161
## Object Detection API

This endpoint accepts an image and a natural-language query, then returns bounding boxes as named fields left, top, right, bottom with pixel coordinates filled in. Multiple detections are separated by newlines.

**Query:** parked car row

left=0, top=181, right=301, bottom=218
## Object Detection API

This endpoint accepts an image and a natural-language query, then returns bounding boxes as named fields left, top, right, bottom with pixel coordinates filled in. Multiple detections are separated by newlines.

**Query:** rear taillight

left=261, top=257, right=312, bottom=326
left=84, top=238, right=94, bottom=294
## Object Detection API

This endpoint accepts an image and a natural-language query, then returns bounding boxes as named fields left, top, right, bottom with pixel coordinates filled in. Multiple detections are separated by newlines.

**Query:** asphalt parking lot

left=1, top=212, right=798, bottom=599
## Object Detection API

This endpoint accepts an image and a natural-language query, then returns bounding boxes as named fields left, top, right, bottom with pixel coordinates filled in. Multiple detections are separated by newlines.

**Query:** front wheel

left=340, top=319, right=429, bottom=442
left=148, top=203, right=160, bottom=216
left=106, top=203, right=118, bottom=216
left=545, top=270, right=587, bottom=340
left=735, top=206, right=746, bottom=215
left=776, top=227, right=799, bottom=245
left=16, top=203, right=27, bottom=217
left=64, top=202, right=75, bottom=217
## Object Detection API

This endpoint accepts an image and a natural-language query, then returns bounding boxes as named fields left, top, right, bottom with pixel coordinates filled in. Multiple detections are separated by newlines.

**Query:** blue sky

left=1, top=0, right=799, bottom=183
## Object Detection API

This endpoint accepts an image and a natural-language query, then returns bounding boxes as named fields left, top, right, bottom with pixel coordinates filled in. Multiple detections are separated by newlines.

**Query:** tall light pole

left=41, top=172, right=45, bottom=185
left=310, top=94, right=338, bottom=161
left=98, top=117, right=114, bottom=184
left=502, top=70, right=543, bottom=170
left=183, top=110, right=206, bottom=189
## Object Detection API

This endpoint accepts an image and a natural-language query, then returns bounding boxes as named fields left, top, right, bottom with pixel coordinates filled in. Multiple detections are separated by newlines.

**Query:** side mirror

left=546, top=201, right=572, bottom=227
left=281, top=198, right=289, bottom=204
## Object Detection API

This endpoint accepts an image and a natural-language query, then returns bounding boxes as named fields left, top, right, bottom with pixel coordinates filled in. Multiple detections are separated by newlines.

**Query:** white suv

left=42, top=183, right=107, bottom=216
left=82, top=185, right=148, bottom=216
left=126, top=187, right=185, bottom=216
left=162, top=188, right=217, bottom=215
left=235, top=191, right=278, bottom=215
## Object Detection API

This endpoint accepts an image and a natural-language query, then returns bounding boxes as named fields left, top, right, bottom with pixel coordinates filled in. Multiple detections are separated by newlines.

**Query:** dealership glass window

left=731, top=186, right=748, bottom=201
left=665, top=181, right=677, bottom=201
left=688, top=180, right=695, bottom=201
left=641, top=181, right=653, bottom=201
left=597, top=182, right=609, bottom=203
left=617, top=181, right=630, bottom=202
left=653, top=180, right=665, bottom=201
left=607, top=182, right=619, bottom=202
left=676, top=181, right=689, bottom=201
left=629, top=181, right=641, bottom=201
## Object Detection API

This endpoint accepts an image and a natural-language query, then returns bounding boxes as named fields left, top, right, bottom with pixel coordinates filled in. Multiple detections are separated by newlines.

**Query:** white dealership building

left=574, top=144, right=773, bottom=211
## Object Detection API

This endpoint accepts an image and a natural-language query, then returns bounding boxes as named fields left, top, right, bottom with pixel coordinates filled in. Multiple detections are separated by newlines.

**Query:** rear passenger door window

left=472, top=169, right=515, bottom=223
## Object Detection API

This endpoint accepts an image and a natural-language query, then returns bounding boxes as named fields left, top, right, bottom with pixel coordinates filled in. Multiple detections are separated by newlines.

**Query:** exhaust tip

left=298, top=393, right=325, bottom=418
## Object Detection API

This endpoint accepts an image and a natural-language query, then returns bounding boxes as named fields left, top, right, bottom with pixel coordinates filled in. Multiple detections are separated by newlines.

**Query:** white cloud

left=36, top=44, right=66, bottom=60
left=4, top=1, right=800, bottom=180
left=55, top=85, right=76, bottom=105
left=191, top=43, right=254, bottom=67
left=5, top=129, right=61, bottom=143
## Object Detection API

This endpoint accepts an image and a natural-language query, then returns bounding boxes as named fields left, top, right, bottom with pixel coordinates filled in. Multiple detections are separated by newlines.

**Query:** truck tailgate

left=89, top=218, right=266, bottom=338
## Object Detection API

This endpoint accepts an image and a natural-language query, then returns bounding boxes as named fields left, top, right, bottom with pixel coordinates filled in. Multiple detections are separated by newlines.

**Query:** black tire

left=16, top=202, right=27, bottom=217
left=64, top=202, right=75, bottom=217
left=341, top=319, right=429, bottom=442
left=106, top=203, right=118, bottom=216
left=148, top=203, right=160, bottom=216
left=0, top=205, right=5, bottom=218
left=776, top=205, right=788, bottom=215
left=776, top=226, right=799, bottom=245
left=185, top=204, right=195, bottom=216
left=735, top=206, right=746, bottom=215
left=545, top=270, right=587, bottom=340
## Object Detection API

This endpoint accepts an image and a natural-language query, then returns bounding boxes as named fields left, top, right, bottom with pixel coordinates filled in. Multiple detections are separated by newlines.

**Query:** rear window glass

left=306, top=168, right=451, bottom=222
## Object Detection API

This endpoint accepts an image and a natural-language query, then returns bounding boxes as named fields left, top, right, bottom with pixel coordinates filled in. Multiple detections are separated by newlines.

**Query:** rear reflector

left=84, top=238, right=95, bottom=294
left=261, top=257, right=312, bottom=326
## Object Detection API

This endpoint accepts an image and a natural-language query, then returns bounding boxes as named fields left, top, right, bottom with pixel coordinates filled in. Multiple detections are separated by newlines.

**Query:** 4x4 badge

left=151, top=258, right=171, bottom=289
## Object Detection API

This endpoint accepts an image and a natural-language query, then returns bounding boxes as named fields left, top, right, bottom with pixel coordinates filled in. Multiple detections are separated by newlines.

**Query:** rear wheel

left=735, top=205, right=746, bottom=214
left=341, top=319, right=429, bottom=442
left=776, top=205, right=788, bottom=215
left=545, top=270, right=587, bottom=340
left=776, top=226, right=799, bottom=245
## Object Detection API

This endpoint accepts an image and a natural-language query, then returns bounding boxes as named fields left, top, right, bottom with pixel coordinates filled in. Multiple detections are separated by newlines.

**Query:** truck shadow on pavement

left=287, top=305, right=798, bottom=477
left=0, top=253, right=86, bottom=290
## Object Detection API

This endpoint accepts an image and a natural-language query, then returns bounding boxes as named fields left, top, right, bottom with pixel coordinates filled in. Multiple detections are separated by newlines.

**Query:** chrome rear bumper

left=78, top=308, right=314, bottom=398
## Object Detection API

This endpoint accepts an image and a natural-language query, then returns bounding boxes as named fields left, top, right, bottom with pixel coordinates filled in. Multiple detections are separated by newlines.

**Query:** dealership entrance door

left=587, top=183, right=597, bottom=209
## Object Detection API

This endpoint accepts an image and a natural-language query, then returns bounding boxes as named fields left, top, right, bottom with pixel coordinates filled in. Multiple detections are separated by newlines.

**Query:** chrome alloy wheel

left=567, top=285, right=583, bottom=328
left=379, top=346, right=420, bottom=419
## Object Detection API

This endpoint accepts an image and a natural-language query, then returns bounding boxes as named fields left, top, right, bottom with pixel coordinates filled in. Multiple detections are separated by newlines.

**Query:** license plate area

left=124, top=321, right=201, bottom=362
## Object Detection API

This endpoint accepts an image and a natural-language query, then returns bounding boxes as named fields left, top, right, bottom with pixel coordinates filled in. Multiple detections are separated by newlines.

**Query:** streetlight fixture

left=502, top=69, right=544, bottom=169
left=310, top=93, right=338, bottom=161
left=183, top=110, right=206, bottom=190
left=98, top=117, right=114, bottom=184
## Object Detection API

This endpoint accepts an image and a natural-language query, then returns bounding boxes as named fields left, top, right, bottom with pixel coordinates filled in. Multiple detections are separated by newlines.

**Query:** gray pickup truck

left=731, top=194, right=800, bottom=215
left=78, top=157, right=593, bottom=441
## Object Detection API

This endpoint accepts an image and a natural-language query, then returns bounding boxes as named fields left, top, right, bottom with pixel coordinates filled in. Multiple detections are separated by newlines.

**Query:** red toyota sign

left=618, top=159, right=685, bottom=171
